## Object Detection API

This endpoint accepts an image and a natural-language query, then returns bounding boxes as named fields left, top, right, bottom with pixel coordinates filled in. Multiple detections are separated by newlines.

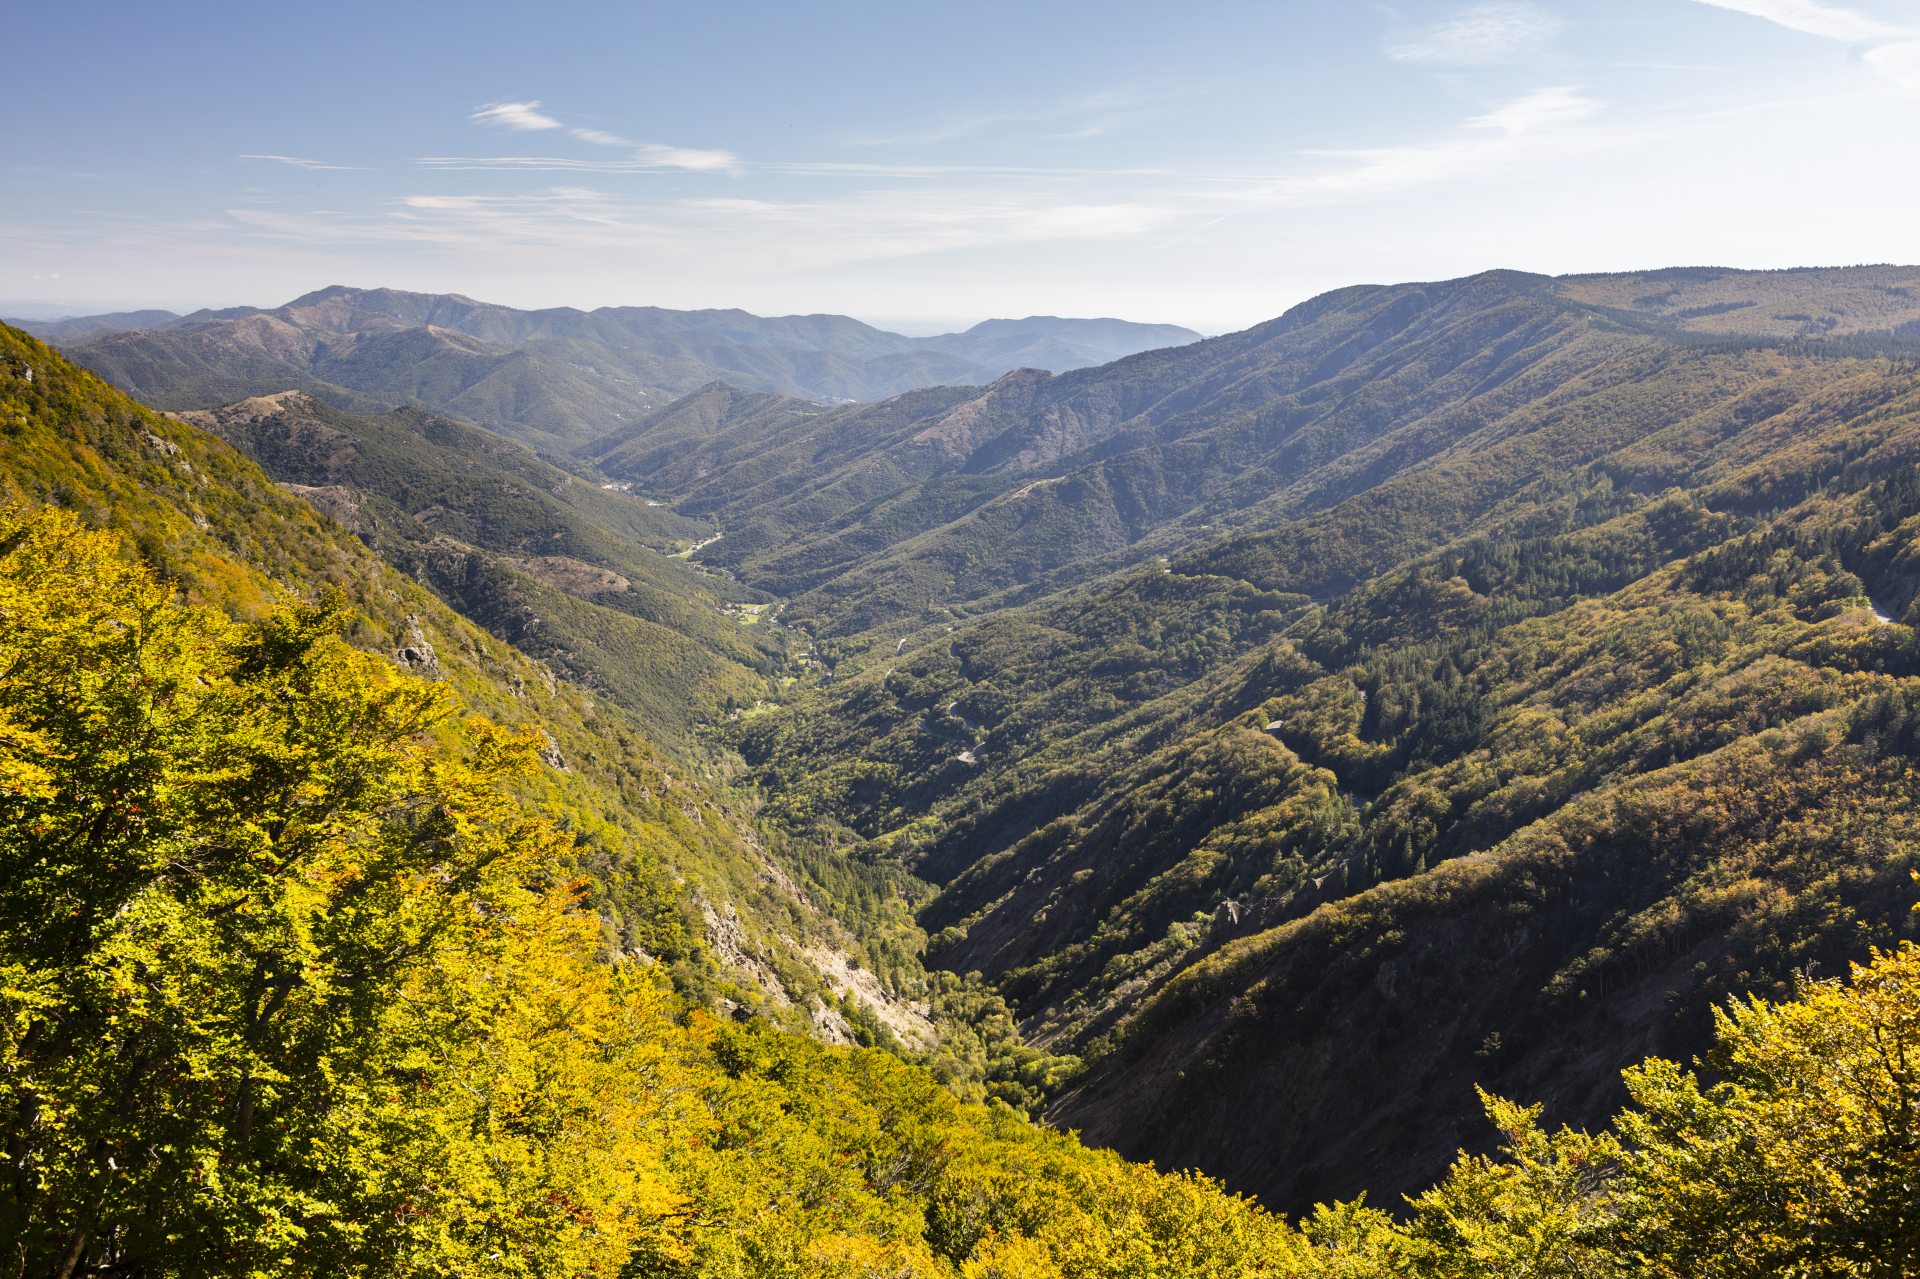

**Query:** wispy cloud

left=420, top=149, right=742, bottom=176
left=466, top=100, right=741, bottom=172
left=8, top=165, right=117, bottom=182
left=1384, top=2, right=1564, bottom=64
left=205, top=82, right=1608, bottom=291
left=673, top=193, right=1173, bottom=262
left=1241, top=87, right=1601, bottom=206
left=470, top=101, right=631, bottom=149
left=1143, top=85, right=1606, bottom=250
left=414, top=155, right=1264, bottom=182
left=418, top=155, right=698, bottom=174
left=229, top=188, right=654, bottom=252
left=1688, top=0, right=1920, bottom=91
left=633, top=144, right=740, bottom=173
left=1611, top=59, right=1723, bottom=71
left=1687, top=0, right=1907, bottom=41
left=371, top=85, right=1609, bottom=272
left=1467, top=85, right=1599, bottom=133
left=471, top=100, right=565, bottom=132
left=240, top=154, right=359, bottom=171
left=1864, top=39, right=1920, bottom=85
left=223, top=183, right=1174, bottom=273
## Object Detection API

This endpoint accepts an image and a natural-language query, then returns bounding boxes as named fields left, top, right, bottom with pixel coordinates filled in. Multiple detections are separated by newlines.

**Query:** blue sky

left=5, top=0, right=1918, bottom=331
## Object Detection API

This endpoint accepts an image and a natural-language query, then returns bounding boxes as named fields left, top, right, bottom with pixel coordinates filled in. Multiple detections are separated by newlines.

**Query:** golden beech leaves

left=0, top=503, right=692, bottom=1277
left=1607, top=944, right=1920, bottom=1278
left=1397, top=946, right=1920, bottom=1278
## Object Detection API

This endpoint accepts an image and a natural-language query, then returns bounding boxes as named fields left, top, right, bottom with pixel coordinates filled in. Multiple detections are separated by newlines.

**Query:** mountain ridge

left=12, top=287, right=1203, bottom=450
left=691, top=263, right=1920, bottom=1208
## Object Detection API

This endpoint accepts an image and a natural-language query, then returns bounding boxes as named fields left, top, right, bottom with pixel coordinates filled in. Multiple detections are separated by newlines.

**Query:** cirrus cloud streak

left=469, top=99, right=741, bottom=173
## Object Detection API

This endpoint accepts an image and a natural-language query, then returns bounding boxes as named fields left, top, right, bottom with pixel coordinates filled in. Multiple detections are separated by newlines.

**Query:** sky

left=4, top=0, right=1919, bottom=333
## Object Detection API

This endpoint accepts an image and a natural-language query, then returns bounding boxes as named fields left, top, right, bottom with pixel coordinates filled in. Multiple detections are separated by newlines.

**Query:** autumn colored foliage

left=4, top=501, right=1917, bottom=1276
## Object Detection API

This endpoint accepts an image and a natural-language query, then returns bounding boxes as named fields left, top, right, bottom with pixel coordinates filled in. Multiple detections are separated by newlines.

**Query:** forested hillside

left=0, top=500, right=1303, bottom=1276
left=174, top=391, right=779, bottom=744
left=12, top=263, right=1920, bottom=1269
left=5, top=319, right=1918, bottom=1277
left=0, top=324, right=936, bottom=1053
left=581, top=267, right=1920, bottom=642
left=693, top=266, right=1920, bottom=1206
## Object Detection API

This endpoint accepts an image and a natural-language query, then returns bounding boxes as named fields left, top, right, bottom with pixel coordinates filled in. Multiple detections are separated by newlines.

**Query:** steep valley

left=11, top=262, right=1920, bottom=1251
left=642, top=265, right=1920, bottom=1205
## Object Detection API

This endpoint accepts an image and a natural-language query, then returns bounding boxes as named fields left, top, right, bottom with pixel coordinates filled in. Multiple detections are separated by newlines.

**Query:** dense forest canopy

left=4, top=495, right=1916, bottom=1277
left=7, top=262, right=1920, bottom=1274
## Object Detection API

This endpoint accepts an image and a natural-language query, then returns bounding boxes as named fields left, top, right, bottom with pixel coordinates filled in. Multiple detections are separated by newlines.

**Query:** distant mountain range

left=574, top=264, right=1920, bottom=636
left=8, top=287, right=1201, bottom=451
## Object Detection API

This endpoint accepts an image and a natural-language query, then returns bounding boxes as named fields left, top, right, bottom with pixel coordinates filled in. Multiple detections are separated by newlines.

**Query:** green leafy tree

left=1610, top=941, right=1920, bottom=1277
left=1406, top=1093, right=1622, bottom=1279
left=0, top=504, right=686, bottom=1277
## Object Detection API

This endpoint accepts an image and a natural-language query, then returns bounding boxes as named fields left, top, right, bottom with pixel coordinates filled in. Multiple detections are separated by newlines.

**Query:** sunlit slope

left=0, top=322, right=879, bottom=1026
left=1554, top=263, right=1920, bottom=337
left=0, top=502, right=1306, bottom=1278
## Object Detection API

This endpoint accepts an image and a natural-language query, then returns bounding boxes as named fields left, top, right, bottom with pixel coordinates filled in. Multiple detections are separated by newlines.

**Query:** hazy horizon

left=0, top=288, right=1200, bottom=337
left=11, top=254, right=1920, bottom=341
